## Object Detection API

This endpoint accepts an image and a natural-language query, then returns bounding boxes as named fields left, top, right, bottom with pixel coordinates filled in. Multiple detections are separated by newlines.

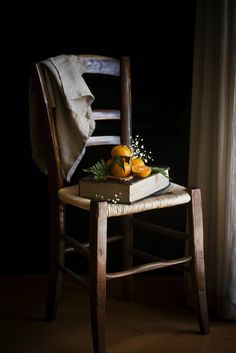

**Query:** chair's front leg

left=189, top=188, right=210, bottom=334
left=89, top=201, right=108, bottom=353
left=122, top=215, right=133, bottom=301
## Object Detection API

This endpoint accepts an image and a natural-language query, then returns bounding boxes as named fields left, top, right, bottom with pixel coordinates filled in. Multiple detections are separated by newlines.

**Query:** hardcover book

left=79, top=167, right=170, bottom=204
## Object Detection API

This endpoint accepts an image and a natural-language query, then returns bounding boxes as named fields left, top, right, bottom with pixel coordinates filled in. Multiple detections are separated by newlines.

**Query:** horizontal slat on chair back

left=78, top=56, right=123, bottom=150
left=78, top=55, right=120, bottom=76
left=92, top=109, right=120, bottom=121
left=78, top=56, right=131, bottom=147
left=87, top=135, right=121, bottom=147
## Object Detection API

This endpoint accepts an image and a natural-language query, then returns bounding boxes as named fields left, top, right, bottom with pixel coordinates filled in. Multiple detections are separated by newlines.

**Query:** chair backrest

left=33, top=55, right=132, bottom=192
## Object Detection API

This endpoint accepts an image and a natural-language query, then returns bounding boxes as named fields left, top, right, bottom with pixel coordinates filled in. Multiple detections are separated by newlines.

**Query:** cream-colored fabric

left=189, top=0, right=236, bottom=319
left=58, top=183, right=191, bottom=217
left=29, top=54, right=95, bottom=181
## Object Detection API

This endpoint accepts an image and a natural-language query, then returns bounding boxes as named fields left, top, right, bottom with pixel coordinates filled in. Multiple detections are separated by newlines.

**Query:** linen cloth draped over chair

left=29, top=54, right=95, bottom=181
left=30, top=54, right=209, bottom=353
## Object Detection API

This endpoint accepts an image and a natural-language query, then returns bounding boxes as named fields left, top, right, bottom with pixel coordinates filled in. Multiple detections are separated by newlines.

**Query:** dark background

left=2, top=2, right=196, bottom=274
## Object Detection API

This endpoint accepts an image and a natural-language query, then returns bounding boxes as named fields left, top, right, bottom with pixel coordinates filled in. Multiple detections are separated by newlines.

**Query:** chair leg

left=122, top=215, right=133, bottom=300
left=45, top=204, right=65, bottom=322
left=188, top=188, right=210, bottom=334
left=89, top=201, right=108, bottom=353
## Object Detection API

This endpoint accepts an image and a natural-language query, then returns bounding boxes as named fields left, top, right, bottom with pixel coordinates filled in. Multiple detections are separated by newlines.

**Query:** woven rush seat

left=58, top=183, right=191, bottom=217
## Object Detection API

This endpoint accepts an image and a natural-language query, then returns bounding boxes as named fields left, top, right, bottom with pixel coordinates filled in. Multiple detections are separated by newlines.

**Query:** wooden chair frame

left=31, top=55, right=209, bottom=353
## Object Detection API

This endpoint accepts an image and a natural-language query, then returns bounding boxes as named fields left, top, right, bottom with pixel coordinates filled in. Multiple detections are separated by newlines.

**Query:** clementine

left=111, top=161, right=132, bottom=178
left=132, top=165, right=152, bottom=178
left=130, top=158, right=145, bottom=167
left=111, top=145, right=132, bottom=158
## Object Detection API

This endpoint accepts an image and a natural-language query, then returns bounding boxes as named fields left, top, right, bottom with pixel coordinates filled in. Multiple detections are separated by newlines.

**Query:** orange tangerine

left=130, top=158, right=145, bottom=167
left=132, top=165, right=152, bottom=178
left=111, top=161, right=132, bottom=178
left=107, top=157, right=126, bottom=169
left=111, top=145, right=132, bottom=158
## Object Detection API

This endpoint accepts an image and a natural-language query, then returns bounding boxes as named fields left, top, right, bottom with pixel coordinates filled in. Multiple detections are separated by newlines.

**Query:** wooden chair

left=31, top=55, right=209, bottom=353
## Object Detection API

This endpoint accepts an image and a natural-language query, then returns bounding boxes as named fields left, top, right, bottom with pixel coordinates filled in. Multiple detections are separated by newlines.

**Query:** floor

left=1, top=274, right=235, bottom=353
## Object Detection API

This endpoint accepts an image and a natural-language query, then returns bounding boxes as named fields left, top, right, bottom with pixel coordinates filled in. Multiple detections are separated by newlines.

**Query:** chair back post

left=120, top=57, right=132, bottom=146
left=35, top=63, right=64, bottom=192
left=33, top=64, right=65, bottom=257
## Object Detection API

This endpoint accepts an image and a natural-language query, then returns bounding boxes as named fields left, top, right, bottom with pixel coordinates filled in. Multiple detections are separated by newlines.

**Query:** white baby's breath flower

left=131, top=135, right=155, bottom=162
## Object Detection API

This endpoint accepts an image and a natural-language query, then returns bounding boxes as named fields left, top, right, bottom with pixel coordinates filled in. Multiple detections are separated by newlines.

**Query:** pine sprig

left=83, top=159, right=109, bottom=181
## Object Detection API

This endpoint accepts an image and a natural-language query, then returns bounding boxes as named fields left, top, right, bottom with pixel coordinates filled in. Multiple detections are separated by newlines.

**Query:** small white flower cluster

left=130, top=135, right=154, bottom=163
left=95, top=192, right=122, bottom=204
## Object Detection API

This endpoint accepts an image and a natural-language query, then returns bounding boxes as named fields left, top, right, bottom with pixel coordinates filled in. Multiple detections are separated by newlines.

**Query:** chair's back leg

left=122, top=215, right=133, bottom=300
left=188, top=188, right=210, bottom=334
left=45, top=203, right=65, bottom=321
left=89, top=201, right=108, bottom=353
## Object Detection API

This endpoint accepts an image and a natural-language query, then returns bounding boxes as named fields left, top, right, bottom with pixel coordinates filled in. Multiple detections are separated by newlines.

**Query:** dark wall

left=3, top=2, right=196, bottom=274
